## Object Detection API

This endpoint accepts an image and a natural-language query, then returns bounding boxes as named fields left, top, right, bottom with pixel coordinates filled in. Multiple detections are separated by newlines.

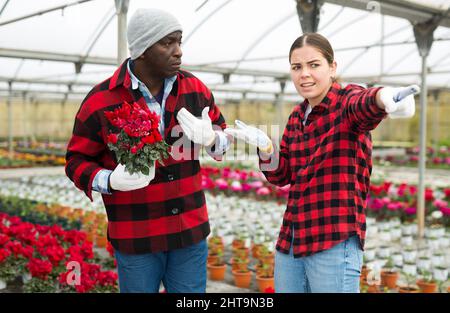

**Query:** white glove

left=109, top=163, right=155, bottom=192
left=379, top=85, right=419, bottom=119
left=224, top=120, right=273, bottom=154
left=176, top=107, right=216, bottom=146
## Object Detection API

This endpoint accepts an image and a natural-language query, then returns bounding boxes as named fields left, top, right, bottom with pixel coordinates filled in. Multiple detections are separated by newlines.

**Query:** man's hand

left=224, top=120, right=273, bottom=154
left=109, top=163, right=155, bottom=192
left=176, top=107, right=216, bottom=146
left=378, top=85, right=419, bottom=119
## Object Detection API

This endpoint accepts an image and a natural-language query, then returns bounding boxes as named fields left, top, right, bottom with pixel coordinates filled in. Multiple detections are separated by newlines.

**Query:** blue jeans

left=114, top=239, right=208, bottom=293
left=274, top=235, right=363, bottom=293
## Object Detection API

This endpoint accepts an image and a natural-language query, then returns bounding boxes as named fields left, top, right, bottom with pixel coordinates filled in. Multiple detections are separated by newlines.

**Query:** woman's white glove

left=176, top=107, right=216, bottom=146
left=224, top=120, right=273, bottom=154
left=109, top=163, right=155, bottom=192
left=379, top=85, right=419, bottom=119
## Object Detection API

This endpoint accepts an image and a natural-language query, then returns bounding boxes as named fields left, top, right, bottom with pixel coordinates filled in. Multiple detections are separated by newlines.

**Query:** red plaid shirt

left=260, top=82, right=387, bottom=257
left=65, top=59, right=227, bottom=254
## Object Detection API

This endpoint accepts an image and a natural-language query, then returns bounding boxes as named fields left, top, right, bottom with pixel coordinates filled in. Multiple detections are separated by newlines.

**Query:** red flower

left=106, top=242, right=114, bottom=257
left=264, top=286, right=275, bottom=293
left=63, top=230, right=87, bottom=246
left=27, top=258, right=53, bottom=280
left=50, top=225, right=65, bottom=238
left=0, top=248, right=11, bottom=263
left=40, top=245, right=66, bottom=266
left=425, top=188, right=434, bottom=202
left=107, top=133, right=118, bottom=144
left=0, top=234, right=10, bottom=247
left=5, top=241, right=26, bottom=258
left=97, top=271, right=118, bottom=287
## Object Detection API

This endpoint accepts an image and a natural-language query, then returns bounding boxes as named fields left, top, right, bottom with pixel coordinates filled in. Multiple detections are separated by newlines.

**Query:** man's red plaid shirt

left=66, top=60, right=227, bottom=254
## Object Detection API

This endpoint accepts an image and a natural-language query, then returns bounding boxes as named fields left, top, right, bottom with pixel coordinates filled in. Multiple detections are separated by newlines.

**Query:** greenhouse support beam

left=115, top=0, right=129, bottom=65
left=275, top=80, right=286, bottom=140
left=325, top=0, right=450, bottom=28
left=296, top=0, right=324, bottom=33
left=413, top=18, right=439, bottom=240
left=7, top=81, right=13, bottom=159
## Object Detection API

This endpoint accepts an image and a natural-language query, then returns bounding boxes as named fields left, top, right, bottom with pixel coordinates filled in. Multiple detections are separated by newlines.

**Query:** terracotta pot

left=398, top=286, right=420, bottom=293
left=251, top=244, right=263, bottom=258
left=233, top=247, right=249, bottom=259
left=96, top=235, right=108, bottom=248
left=207, top=263, right=227, bottom=281
left=416, top=280, right=437, bottom=293
left=230, top=258, right=249, bottom=271
left=381, top=271, right=398, bottom=289
left=360, top=265, right=370, bottom=282
left=232, top=239, right=245, bottom=249
left=85, top=231, right=96, bottom=243
left=207, top=255, right=219, bottom=264
left=232, top=270, right=252, bottom=289
left=256, top=275, right=274, bottom=293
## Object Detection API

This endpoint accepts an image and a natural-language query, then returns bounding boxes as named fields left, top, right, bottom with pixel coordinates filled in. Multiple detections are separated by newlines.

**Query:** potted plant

left=377, top=245, right=391, bottom=259
left=417, top=256, right=431, bottom=271
left=399, top=263, right=420, bottom=293
left=380, top=257, right=399, bottom=289
left=0, top=253, right=16, bottom=290
left=391, top=252, right=403, bottom=267
left=96, top=222, right=108, bottom=248
left=256, top=262, right=274, bottom=293
left=230, top=255, right=250, bottom=272
left=231, top=258, right=252, bottom=289
left=416, top=269, right=437, bottom=293
left=400, top=235, right=413, bottom=246
left=402, top=247, right=417, bottom=263
left=431, top=252, right=445, bottom=267
left=206, top=248, right=226, bottom=281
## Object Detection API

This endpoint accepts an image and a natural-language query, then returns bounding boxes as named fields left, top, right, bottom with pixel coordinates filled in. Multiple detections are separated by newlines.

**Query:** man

left=65, top=8, right=230, bottom=293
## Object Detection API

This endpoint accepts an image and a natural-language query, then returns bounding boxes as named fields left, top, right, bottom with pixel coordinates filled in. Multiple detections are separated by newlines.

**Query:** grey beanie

left=127, top=8, right=183, bottom=60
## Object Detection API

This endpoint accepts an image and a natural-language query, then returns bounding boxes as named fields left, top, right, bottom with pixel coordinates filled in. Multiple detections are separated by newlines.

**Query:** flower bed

left=374, top=146, right=450, bottom=169
left=0, top=212, right=117, bottom=293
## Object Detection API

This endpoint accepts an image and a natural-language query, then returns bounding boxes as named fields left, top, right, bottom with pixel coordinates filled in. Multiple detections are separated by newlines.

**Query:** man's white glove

left=176, top=107, right=216, bottom=146
left=224, top=120, right=273, bottom=154
left=379, top=85, right=419, bottom=119
left=109, top=163, right=155, bottom=192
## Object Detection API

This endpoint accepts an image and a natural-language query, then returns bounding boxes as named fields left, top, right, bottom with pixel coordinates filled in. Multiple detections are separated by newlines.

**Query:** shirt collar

left=127, top=59, right=177, bottom=90
left=300, top=82, right=341, bottom=118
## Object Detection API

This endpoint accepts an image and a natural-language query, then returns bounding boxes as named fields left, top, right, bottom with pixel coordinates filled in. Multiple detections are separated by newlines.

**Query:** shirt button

left=172, top=208, right=179, bottom=215
left=303, top=134, right=309, bottom=140
left=168, top=174, right=175, bottom=181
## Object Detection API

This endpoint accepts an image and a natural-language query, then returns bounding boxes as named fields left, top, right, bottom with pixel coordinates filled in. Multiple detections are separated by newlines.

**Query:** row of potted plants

left=206, top=233, right=275, bottom=293
left=373, top=145, right=450, bottom=169
left=0, top=149, right=65, bottom=168
left=0, top=195, right=108, bottom=249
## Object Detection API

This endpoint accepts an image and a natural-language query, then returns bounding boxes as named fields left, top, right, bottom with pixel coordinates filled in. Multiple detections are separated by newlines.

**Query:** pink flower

left=369, top=198, right=384, bottom=211
left=249, top=181, right=264, bottom=189
left=404, top=207, right=417, bottom=215
left=256, top=187, right=270, bottom=196
left=215, top=178, right=229, bottom=190
left=433, top=199, right=448, bottom=209
left=440, top=206, right=450, bottom=216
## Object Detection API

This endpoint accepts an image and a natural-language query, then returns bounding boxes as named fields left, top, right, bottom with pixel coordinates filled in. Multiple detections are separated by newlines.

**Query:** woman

left=225, top=33, right=417, bottom=293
